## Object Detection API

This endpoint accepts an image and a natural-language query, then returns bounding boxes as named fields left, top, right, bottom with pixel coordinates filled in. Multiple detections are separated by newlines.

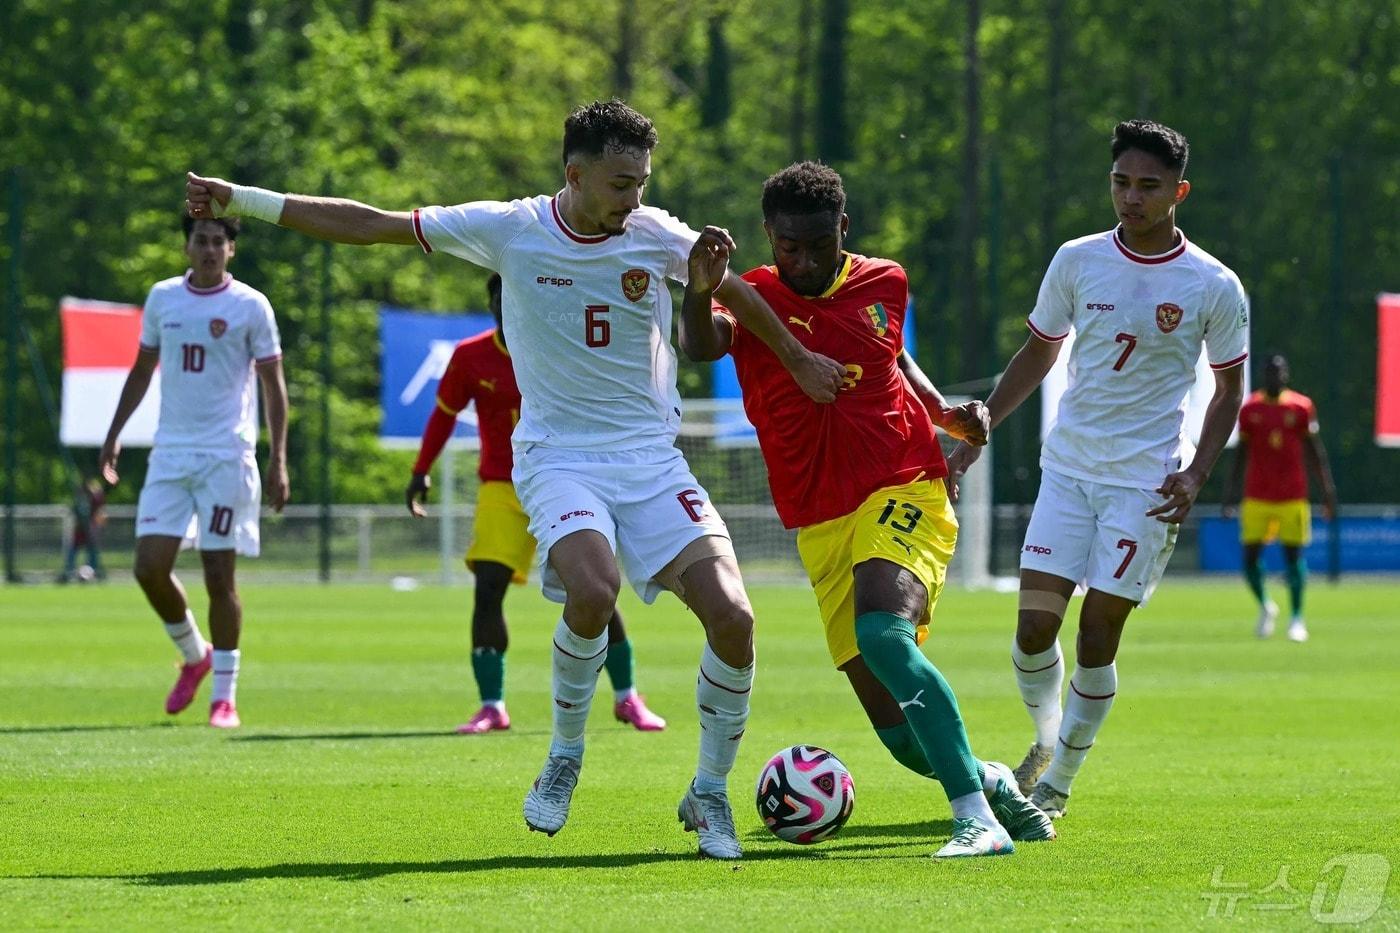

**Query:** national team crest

left=1155, top=302, right=1183, bottom=334
left=863, top=302, right=888, bottom=337
left=209, top=318, right=228, bottom=339
left=621, top=268, right=650, bottom=303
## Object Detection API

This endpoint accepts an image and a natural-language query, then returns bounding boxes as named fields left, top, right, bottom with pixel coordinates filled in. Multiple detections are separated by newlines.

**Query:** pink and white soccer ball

left=755, top=745, right=855, bottom=844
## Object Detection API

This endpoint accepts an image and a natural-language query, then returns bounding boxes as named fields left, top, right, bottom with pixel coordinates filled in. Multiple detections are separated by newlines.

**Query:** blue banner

left=1199, top=515, right=1400, bottom=572
left=378, top=307, right=494, bottom=444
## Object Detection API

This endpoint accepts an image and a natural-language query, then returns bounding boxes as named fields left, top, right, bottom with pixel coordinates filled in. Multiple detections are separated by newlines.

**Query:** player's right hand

left=795, top=351, right=845, bottom=404
left=406, top=472, right=431, bottom=517
left=943, top=442, right=982, bottom=503
left=98, top=440, right=121, bottom=485
left=185, top=172, right=233, bottom=219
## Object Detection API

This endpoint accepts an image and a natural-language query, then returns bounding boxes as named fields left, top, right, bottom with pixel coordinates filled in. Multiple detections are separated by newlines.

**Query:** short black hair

left=761, top=161, right=846, bottom=221
left=1111, top=120, right=1189, bottom=177
left=562, top=99, right=658, bottom=165
left=487, top=273, right=502, bottom=297
left=182, top=213, right=241, bottom=240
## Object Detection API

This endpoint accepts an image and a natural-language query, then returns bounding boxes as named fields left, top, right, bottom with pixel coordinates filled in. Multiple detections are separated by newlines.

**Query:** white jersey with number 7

left=413, top=194, right=698, bottom=453
left=1027, top=228, right=1249, bottom=489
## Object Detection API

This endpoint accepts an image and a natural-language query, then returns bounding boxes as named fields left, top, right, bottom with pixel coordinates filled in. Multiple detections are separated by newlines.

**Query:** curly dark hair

left=182, top=213, right=241, bottom=240
left=562, top=99, right=658, bottom=165
left=1111, top=120, right=1189, bottom=177
left=761, top=161, right=846, bottom=221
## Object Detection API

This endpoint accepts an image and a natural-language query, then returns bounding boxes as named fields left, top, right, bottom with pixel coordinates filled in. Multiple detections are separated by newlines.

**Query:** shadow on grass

left=22, top=844, right=930, bottom=886
left=0, top=724, right=176, bottom=735
left=743, top=819, right=952, bottom=845
left=230, top=729, right=551, bottom=742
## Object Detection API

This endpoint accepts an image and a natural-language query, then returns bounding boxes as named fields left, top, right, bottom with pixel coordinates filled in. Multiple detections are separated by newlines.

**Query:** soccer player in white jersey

left=946, top=120, right=1248, bottom=818
left=99, top=215, right=290, bottom=729
left=183, top=99, right=844, bottom=858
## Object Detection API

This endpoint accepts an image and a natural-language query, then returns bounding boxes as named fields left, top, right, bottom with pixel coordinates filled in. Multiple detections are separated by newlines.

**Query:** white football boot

left=524, top=754, right=581, bottom=836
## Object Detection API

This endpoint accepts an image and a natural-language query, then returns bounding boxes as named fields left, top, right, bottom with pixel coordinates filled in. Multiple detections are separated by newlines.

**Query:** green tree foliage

left=1, top=0, right=1396, bottom=506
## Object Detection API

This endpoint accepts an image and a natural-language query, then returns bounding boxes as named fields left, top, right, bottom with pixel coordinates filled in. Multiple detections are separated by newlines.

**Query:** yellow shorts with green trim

left=795, top=478, right=958, bottom=669
left=1240, top=497, right=1311, bottom=547
left=466, top=481, right=537, bottom=584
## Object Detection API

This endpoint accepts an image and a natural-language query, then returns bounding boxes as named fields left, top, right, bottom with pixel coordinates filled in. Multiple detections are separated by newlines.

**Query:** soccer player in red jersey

left=1222, top=354, right=1337, bottom=641
left=679, top=162, right=1054, bottom=857
left=406, top=274, right=666, bottom=733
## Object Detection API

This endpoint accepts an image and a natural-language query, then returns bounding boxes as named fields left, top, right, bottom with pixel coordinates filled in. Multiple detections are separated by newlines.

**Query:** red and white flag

left=1378, top=293, right=1400, bottom=447
left=60, top=296, right=160, bottom=447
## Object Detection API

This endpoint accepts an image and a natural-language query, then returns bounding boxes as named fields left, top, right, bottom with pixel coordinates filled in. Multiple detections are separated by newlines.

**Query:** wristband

left=225, top=184, right=287, bottom=224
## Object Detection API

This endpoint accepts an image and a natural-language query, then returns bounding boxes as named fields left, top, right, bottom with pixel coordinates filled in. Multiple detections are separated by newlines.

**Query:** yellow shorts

left=795, top=478, right=958, bottom=668
left=1240, top=498, right=1311, bottom=546
left=466, top=481, right=537, bottom=584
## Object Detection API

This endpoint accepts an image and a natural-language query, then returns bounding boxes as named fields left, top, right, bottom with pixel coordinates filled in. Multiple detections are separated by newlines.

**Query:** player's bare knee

left=132, top=554, right=170, bottom=591
left=1016, top=588, right=1069, bottom=652
left=565, top=576, right=619, bottom=628
left=705, top=600, right=754, bottom=646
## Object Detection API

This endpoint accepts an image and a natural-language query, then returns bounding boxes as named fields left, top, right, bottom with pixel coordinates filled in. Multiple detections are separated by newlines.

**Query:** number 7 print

left=1113, top=538, right=1138, bottom=579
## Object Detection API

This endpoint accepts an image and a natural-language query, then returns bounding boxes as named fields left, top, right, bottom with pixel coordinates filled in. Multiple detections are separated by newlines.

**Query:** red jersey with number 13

left=716, top=253, right=946, bottom=529
left=434, top=330, right=519, bottom=482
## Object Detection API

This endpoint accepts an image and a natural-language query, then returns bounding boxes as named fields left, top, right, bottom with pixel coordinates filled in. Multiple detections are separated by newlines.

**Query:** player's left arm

left=255, top=358, right=291, bottom=512
left=1303, top=412, right=1339, bottom=520
left=897, top=350, right=989, bottom=446
left=712, top=267, right=844, bottom=405
left=1148, top=363, right=1246, bottom=524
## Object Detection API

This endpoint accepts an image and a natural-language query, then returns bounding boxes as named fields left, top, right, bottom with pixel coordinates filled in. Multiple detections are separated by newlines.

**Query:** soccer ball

left=755, top=745, right=855, bottom=844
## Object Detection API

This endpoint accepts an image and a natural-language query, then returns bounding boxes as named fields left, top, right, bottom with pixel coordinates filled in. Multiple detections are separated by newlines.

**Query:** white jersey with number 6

left=139, top=272, right=282, bottom=457
left=1027, top=228, right=1249, bottom=489
left=413, top=194, right=697, bottom=453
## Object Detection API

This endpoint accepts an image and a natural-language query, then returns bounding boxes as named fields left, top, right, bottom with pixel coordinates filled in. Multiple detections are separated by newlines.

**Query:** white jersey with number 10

left=138, top=272, right=282, bottom=456
left=414, top=195, right=698, bottom=453
left=1027, top=228, right=1249, bottom=489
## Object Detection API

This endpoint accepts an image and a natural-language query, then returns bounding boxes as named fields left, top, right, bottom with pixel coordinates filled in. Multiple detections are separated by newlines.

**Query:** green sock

left=855, top=612, right=981, bottom=800
left=1244, top=558, right=1267, bottom=604
left=603, top=637, right=635, bottom=694
left=1284, top=558, right=1307, bottom=616
left=471, top=647, right=505, bottom=704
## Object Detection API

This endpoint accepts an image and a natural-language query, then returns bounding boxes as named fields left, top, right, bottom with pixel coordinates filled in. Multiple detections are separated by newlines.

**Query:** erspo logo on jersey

left=1086, top=303, right=1115, bottom=312
left=1023, top=544, right=1053, bottom=555
left=537, top=276, right=574, bottom=287
left=1156, top=302, right=1184, bottom=333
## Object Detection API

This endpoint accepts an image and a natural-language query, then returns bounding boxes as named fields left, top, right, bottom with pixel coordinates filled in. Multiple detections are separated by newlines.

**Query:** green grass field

left=2, top=579, right=1397, bottom=930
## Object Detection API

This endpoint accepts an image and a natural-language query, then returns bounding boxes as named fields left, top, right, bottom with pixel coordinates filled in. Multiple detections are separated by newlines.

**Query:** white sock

left=950, top=789, right=999, bottom=827
left=549, top=619, right=607, bottom=760
left=614, top=687, right=637, bottom=703
left=1042, top=662, right=1117, bottom=793
left=1012, top=639, right=1064, bottom=748
left=211, top=649, right=240, bottom=705
left=164, top=611, right=207, bottom=665
left=694, top=643, right=752, bottom=794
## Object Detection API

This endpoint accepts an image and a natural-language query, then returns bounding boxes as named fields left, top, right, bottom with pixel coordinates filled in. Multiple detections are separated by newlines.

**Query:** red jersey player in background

left=679, top=161, right=1054, bottom=858
left=1222, top=354, right=1337, bottom=642
left=406, top=274, right=666, bottom=733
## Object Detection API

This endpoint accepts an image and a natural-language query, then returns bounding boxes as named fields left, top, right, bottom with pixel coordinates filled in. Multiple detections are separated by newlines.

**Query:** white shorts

left=1020, top=468, right=1177, bottom=604
left=136, top=449, right=262, bottom=556
left=512, top=443, right=729, bottom=605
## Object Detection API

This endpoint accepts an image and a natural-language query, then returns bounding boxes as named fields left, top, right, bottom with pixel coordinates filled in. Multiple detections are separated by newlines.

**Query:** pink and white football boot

left=165, top=648, right=211, bottom=715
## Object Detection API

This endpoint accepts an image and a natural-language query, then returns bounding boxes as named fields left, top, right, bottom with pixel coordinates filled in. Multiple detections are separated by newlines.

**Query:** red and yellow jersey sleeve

left=718, top=254, right=945, bottom=528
